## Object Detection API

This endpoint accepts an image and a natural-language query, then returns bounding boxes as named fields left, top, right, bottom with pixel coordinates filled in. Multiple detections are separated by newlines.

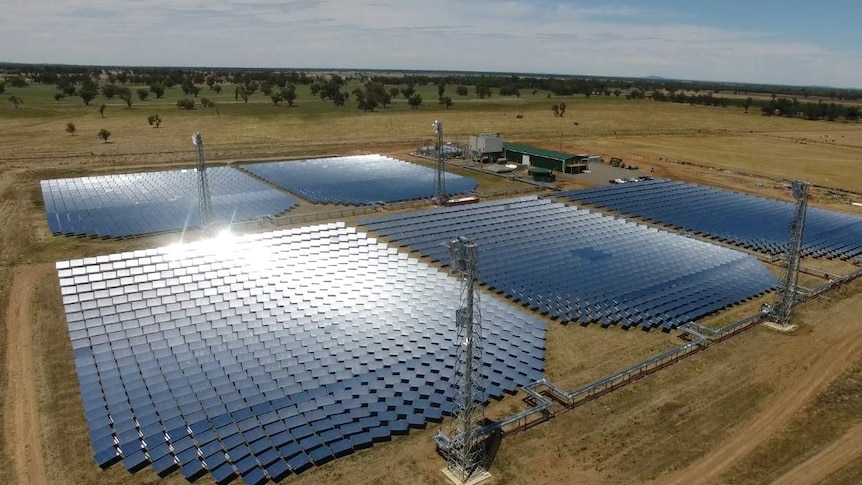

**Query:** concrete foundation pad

left=762, top=321, right=799, bottom=332
left=441, top=467, right=492, bottom=485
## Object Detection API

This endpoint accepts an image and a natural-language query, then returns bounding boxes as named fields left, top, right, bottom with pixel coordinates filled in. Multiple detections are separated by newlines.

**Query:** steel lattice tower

left=192, top=132, right=214, bottom=237
left=773, top=180, right=810, bottom=327
left=446, top=237, right=486, bottom=483
left=434, top=120, right=447, bottom=205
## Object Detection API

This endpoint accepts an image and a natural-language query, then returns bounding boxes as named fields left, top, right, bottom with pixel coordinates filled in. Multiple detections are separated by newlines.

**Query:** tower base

left=441, top=467, right=492, bottom=485
left=762, top=321, right=798, bottom=332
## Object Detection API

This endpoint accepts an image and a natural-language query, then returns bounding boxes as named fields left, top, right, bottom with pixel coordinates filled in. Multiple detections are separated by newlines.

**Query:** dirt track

left=656, top=310, right=862, bottom=485
left=4, top=264, right=50, bottom=485
left=769, top=422, right=862, bottom=485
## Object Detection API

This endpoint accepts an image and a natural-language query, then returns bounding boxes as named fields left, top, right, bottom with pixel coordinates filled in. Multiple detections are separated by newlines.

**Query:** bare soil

left=4, top=265, right=49, bottom=485
left=768, top=423, right=862, bottom=485
left=655, top=287, right=862, bottom=485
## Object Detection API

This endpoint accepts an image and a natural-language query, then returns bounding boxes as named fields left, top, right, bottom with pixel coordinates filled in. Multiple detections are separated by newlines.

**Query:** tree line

left=4, top=63, right=862, bottom=102
left=3, top=63, right=862, bottom=122
left=644, top=90, right=862, bottom=121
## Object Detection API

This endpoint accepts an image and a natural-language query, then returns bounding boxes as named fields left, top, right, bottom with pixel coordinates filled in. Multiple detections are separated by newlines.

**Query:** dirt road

left=769, top=422, right=862, bottom=485
left=656, top=319, right=862, bottom=485
left=4, top=264, right=50, bottom=485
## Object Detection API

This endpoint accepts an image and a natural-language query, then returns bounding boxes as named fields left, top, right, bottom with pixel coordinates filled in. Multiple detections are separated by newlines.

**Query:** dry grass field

left=1, top=81, right=862, bottom=485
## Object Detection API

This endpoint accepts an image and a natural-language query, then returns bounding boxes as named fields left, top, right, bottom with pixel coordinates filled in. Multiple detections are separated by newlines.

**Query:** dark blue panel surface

left=559, top=179, right=862, bottom=260
left=239, top=155, right=477, bottom=205
left=360, top=196, right=779, bottom=330
left=59, top=223, right=545, bottom=483
left=41, top=167, right=298, bottom=238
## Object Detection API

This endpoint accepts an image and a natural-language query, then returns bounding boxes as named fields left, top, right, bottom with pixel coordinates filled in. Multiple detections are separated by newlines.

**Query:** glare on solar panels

left=57, top=223, right=546, bottom=480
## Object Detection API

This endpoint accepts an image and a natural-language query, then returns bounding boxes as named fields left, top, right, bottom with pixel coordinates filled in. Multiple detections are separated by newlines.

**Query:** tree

left=8, top=96, right=22, bottom=109
left=0, top=81, right=5, bottom=95
left=213, top=84, right=222, bottom=94
left=400, top=84, right=415, bottom=98
left=99, top=103, right=106, bottom=118
left=200, top=97, right=213, bottom=108
left=283, top=84, right=298, bottom=106
left=475, top=85, right=492, bottom=99
left=77, top=80, right=98, bottom=105
left=332, top=91, right=348, bottom=106
left=407, top=93, right=423, bottom=109
left=117, top=87, right=133, bottom=109
left=101, top=83, right=117, bottom=99
left=137, top=88, right=149, bottom=101
left=54, top=93, right=65, bottom=101
left=359, top=97, right=378, bottom=111
left=237, top=85, right=250, bottom=103
left=440, top=96, right=453, bottom=109
left=551, top=104, right=560, bottom=117
left=147, top=114, right=161, bottom=128
left=437, top=83, right=446, bottom=98
left=456, top=85, right=469, bottom=96
left=150, top=83, right=165, bottom=99
left=242, top=81, right=258, bottom=98
left=205, top=75, right=216, bottom=90
left=8, top=76, right=28, bottom=88
left=65, top=122, right=77, bottom=135
left=366, top=82, right=391, bottom=108
left=180, top=80, right=196, bottom=96
left=559, top=102, right=567, bottom=117
left=353, top=89, right=377, bottom=111
left=743, top=97, right=753, bottom=113
left=499, top=84, right=520, bottom=97
left=97, top=128, right=111, bottom=143
left=270, top=91, right=283, bottom=106
left=176, top=98, right=195, bottom=109
left=389, top=87, right=400, bottom=99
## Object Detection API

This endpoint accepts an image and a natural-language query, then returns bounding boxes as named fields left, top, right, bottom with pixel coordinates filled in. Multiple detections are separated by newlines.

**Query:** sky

left=3, top=0, right=862, bottom=88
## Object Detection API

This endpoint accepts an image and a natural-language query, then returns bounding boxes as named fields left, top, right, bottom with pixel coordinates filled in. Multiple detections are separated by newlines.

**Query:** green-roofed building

left=503, top=143, right=588, bottom=173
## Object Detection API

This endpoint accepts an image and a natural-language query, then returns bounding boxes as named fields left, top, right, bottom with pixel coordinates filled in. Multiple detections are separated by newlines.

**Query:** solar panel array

left=239, top=155, right=478, bottom=205
left=42, top=167, right=298, bottom=238
left=361, top=197, right=778, bottom=330
left=560, top=179, right=862, bottom=260
left=59, top=223, right=545, bottom=484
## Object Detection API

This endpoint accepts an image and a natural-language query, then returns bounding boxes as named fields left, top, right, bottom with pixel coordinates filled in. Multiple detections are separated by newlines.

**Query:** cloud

left=3, top=0, right=862, bottom=87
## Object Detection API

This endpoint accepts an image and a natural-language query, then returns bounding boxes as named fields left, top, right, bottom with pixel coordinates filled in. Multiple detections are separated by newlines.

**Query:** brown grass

left=2, top=89, right=862, bottom=485
left=719, top=351, right=862, bottom=484
left=585, top=133, right=862, bottom=192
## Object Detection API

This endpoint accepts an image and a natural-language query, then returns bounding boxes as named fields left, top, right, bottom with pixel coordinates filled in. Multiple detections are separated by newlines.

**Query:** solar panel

left=360, top=196, right=778, bottom=330
left=58, top=223, right=545, bottom=483
left=239, top=154, right=478, bottom=205
left=41, top=167, right=298, bottom=239
left=559, top=179, right=862, bottom=260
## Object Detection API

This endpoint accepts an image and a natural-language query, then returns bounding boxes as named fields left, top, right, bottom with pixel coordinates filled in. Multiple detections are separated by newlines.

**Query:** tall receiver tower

left=192, top=132, right=214, bottom=237
left=773, top=180, right=810, bottom=328
left=434, top=120, right=446, bottom=205
left=445, top=237, right=487, bottom=484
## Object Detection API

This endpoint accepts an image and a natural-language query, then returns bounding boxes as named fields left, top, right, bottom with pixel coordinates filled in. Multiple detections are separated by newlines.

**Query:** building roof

left=504, top=143, right=576, bottom=162
left=527, top=167, right=554, bottom=174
